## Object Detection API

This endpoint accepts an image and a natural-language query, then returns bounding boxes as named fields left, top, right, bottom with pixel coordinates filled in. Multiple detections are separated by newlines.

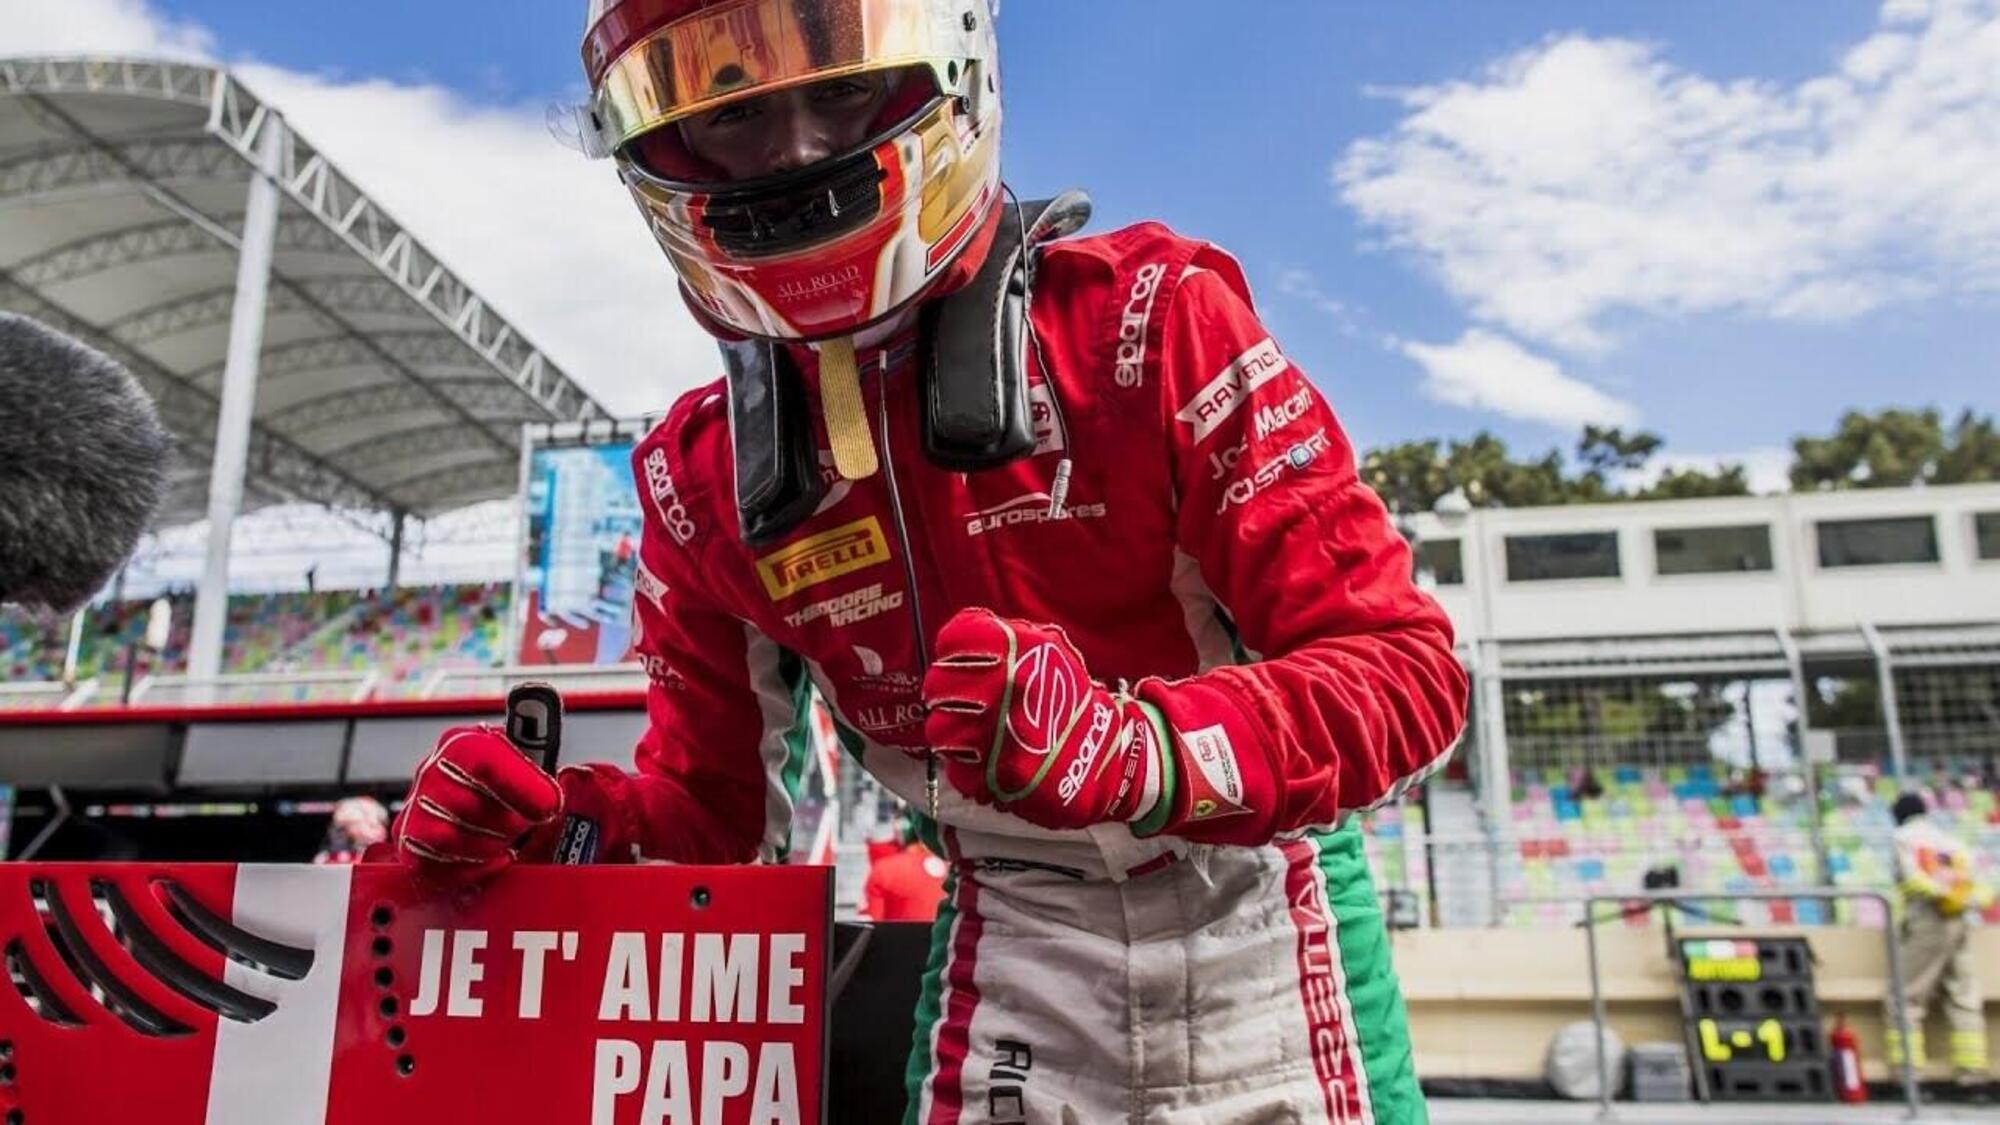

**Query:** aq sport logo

left=1215, top=429, right=1330, bottom=515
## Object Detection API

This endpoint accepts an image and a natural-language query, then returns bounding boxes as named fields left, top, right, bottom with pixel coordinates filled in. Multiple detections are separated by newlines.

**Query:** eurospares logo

left=757, top=516, right=890, bottom=600
left=962, top=492, right=1107, bottom=537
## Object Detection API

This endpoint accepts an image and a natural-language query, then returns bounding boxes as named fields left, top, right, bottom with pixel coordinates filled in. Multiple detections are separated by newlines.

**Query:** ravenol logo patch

left=1175, top=337, right=1289, bottom=444
left=756, top=516, right=890, bottom=600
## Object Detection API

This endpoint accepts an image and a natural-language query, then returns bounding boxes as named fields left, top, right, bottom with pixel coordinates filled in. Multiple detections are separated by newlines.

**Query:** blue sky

left=26, top=0, right=2000, bottom=485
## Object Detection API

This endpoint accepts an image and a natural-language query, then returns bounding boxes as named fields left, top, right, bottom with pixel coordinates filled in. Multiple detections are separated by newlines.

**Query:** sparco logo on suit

left=1113, top=263, right=1168, bottom=388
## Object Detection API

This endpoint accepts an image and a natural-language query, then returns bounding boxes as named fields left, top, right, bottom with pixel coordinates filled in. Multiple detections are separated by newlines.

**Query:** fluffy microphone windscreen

left=0, top=313, right=174, bottom=614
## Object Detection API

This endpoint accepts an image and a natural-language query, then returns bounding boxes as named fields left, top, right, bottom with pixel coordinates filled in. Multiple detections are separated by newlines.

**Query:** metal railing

left=129, top=669, right=380, bottom=705
left=417, top=662, right=646, bottom=699
left=0, top=681, right=87, bottom=711
left=1560, top=888, right=1918, bottom=1120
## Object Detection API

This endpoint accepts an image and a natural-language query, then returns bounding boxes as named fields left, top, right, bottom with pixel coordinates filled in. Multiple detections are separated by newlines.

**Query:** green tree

left=1936, top=409, right=2000, bottom=484
left=1362, top=426, right=1679, bottom=511
left=1789, top=408, right=1946, bottom=490
left=1359, top=438, right=1449, bottom=514
left=1577, top=425, right=1664, bottom=477
left=1638, top=464, right=1752, bottom=500
left=1445, top=433, right=1573, bottom=508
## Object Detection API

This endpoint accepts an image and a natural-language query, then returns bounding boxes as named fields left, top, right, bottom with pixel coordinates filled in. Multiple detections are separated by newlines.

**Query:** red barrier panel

left=0, top=863, right=830, bottom=1124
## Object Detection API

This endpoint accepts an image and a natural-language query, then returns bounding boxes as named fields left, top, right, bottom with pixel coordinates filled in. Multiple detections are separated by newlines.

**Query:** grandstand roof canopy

left=0, top=56, right=610, bottom=527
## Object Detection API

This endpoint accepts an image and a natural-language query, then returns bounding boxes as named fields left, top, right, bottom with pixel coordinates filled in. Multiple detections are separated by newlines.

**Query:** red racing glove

left=390, top=726, right=636, bottom=880
left=922, top=609, right=1177, bottom=834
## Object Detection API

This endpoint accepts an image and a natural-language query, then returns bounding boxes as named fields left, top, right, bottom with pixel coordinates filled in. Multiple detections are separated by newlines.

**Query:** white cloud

left=1397, top=328, right=1638, bottom=428
left=1338, top=0, right=2000, bottom=355
left=1274, top=266, right=1372, bottom=340
left=1277, top=268, right=1347, bottom=317
left=4, top=0, right=717, bottom=418
left=234, top=67, right=715, bottom=417
left=3, top=0, right=213, bottom=58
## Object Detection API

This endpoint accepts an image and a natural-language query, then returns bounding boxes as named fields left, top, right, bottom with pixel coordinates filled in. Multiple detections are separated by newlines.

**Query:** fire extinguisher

left=1831, top=1014, right=1867, bottom=1104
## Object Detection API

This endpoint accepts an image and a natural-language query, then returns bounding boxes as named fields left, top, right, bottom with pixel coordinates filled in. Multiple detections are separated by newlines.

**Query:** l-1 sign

left=0, top=863, right=832, bottom=1124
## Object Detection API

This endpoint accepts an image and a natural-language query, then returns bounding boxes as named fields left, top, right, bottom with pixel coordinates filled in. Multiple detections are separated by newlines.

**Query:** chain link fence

left=1365, top=626, right=2000, bottom=929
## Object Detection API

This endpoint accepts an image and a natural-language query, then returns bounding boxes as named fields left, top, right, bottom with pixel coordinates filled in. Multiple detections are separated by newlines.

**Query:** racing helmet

left=579, top=0, right=1005, bottom=341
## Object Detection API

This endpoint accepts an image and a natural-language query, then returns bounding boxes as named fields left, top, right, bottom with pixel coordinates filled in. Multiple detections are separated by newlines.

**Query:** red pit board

left=0, top=863, right=831, bottom=1124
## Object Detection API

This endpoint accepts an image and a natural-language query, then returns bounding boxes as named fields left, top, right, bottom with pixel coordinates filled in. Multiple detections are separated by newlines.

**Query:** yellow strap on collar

left=818, top=336, right=879, bottom=481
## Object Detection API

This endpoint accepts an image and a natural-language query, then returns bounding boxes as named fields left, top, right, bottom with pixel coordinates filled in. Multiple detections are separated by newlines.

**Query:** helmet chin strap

left=816, top=335, right=880, bottom=481
left=723, top=190, right=1093, bottom=546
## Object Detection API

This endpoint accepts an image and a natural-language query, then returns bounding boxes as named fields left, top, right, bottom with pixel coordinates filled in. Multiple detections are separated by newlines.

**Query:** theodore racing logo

left=783, top=582, right=904, bottom=630
left=756, top=516, right=890, bottom=600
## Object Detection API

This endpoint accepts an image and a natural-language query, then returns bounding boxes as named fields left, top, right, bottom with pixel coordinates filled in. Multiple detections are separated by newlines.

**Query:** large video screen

left=516, top=443, right=643, bottom=665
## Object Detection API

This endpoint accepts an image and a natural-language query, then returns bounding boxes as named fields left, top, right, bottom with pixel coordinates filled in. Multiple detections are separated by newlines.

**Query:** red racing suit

left=591, top=221, right=1466, bottom=1123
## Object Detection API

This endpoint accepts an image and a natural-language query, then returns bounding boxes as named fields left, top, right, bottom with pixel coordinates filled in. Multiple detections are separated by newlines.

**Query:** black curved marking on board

left=5, top=938, right=82, bottom=1027
left=31, top=879, right=191, bottom=1038
left=92, top=880, right=275, bottom=1024
left=156, top=880, right=313, bottom=982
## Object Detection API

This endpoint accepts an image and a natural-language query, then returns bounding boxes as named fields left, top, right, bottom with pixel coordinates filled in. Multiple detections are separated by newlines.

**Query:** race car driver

left=391, top=2, right=1468, bottom=1120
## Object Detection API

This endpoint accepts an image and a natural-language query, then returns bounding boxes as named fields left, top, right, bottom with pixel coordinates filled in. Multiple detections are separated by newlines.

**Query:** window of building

left=1815, top=516, right=1939, bottom=568
left=1417, top=538, right=1464, bottom=585
left=1504, top=532, right=1620, bottom=582
left=1977, top=512, right=2000, bottom=561
left=1653, top=524, right=1774, bottom=576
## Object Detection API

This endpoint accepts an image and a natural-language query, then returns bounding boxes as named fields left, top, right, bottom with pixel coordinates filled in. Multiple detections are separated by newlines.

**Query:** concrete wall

left=1395, top=924, right=2000, bottom=1082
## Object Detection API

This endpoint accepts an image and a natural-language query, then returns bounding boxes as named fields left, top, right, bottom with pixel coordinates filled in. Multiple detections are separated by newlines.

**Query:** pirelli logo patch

left=756, top=516, right=890, bottom=601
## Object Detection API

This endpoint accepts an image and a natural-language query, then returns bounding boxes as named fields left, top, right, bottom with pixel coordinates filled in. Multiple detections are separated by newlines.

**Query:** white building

left=1395, top=482, right=2000, bottom=869
left=1405, top=482, right=2000, bottom=641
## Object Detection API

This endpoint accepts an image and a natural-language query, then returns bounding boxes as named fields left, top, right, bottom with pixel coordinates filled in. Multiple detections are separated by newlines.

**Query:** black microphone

left=0, top=312, right=174, bottom=614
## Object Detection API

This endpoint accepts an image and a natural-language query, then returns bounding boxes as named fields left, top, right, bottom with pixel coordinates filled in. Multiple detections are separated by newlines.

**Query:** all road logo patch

left=756, top=517, right=890, bottom=600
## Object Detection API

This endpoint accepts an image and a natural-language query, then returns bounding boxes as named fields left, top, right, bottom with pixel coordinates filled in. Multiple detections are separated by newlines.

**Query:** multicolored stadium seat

left=1362, top=801, right=1429, bottom=910
left=281, top=584, right=506, bottom=687
left=1496, top=761, right=2000, bottom=928
left=2, top=584, right=506, bottom=693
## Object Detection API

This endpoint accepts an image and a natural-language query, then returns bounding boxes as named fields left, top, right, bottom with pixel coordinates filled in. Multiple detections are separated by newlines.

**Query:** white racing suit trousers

left=903, top=821, right=1426, bottom=1124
